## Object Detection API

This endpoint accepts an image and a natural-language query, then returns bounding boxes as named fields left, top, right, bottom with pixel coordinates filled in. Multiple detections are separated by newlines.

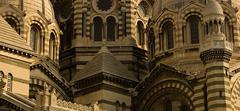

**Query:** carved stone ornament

left=92, top=0, right=116, bottom=14
left=97, top=0, right=113, bottom=11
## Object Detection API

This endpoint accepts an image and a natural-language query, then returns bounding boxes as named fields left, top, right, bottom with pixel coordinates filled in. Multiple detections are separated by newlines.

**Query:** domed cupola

left=203, top=0, right=224, bottom=25
left=201, top=0, right=232, bottom=52
left=203, top=0, right=225, bottom=35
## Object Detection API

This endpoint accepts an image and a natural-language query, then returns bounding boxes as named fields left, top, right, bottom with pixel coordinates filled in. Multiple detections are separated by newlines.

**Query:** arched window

left=205, top=23, right=209, bottom=35
left=162, top=21, right=174, bottom=49
left=187, top=15, right=200, bottom=44
left=30, top=24, right=42, bottom=53
left=49, top=33, right=56, bottom=60
left=107, top=16, right=116, bottom=41
left=148, top=28, right=155, bottom=58
left=223, top=17, right=233, bottom=42
left=5, top=18, right=19, bottom=34
left=93, top=17, right=103, bottom=41
left=7, top=73, right=13, bottom=92
left=122, top=102, right=126, bottom=111
left=137, top=21, right=145, bottom=46
left=116, top=101, right=121, bottom=111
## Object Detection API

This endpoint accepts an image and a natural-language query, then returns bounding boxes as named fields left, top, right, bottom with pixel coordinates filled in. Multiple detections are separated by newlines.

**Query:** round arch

left=231, top=77, right=240, bottom=110
left=92, top=16, right=103, bottom=41
left=138, top=80, right=194, bottom=111
left=106, top=16, right=117, bottom=41
left=1, top=12, right=23, bottom=35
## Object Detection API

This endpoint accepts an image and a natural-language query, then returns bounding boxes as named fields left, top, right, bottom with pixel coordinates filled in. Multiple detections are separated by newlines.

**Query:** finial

left=43, top=82, right=50, bottom=94
left=51, top=88, right=57, bottom=95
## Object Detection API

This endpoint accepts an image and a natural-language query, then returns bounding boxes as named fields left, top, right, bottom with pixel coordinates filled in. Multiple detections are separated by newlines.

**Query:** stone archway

left=149, top=88, right=191, bottom=111
left=134, top=64, right=194, bottom=111
left=141, top=81, right=194, bottom=111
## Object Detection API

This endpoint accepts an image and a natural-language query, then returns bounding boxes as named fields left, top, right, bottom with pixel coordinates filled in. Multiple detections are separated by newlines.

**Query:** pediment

left=136, top=64, right=191, bottom=92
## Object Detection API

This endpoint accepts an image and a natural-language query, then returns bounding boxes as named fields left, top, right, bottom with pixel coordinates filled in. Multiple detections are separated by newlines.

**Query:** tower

left=200, top=0, right=233, bottom=110
left=57, top=0, right=149, bottom=110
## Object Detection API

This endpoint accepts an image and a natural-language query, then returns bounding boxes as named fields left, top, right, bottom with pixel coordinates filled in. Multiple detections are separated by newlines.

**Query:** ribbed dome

left=204, top=0, right=223, bottom=16
left=8, top=0, right=55, bottom=21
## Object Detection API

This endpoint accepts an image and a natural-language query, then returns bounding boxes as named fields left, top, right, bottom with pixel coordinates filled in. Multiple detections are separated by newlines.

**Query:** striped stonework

left=200, top=49, right=233, bottom=111
left=137, top=81, right=195, bottom=111
left=231, top=76, right=240, bottom=110
left=125, top=0, right=136, bottom=39
left=30, top=78, right=62, bottom=99
left=73, top=0, right=83, bottom=38
left=192, top=76, right=206, bottom=111
left=118, top=0, right=125, bottom=38
left=85, top=1, right=91, bottom=39
left=1, top=13, right=23, bottom=35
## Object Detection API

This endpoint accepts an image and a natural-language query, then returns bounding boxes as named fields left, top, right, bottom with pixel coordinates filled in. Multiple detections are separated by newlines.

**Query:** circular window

left=92, top=0, right=116, bottom=14
left=97, top=0, right=113, bottom=11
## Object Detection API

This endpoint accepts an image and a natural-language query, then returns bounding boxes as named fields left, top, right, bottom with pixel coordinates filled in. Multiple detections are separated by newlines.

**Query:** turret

left=200, top=0, right=233, bottom=110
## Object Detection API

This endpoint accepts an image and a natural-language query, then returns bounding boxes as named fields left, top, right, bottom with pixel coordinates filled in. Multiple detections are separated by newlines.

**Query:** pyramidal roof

left=72, top=45, right=138, bottom=82
left=0, top=16, right=32, bottom=52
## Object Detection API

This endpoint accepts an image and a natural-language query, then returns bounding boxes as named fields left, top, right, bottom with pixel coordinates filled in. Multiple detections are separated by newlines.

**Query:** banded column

left=125, top=0, right=136, bottom=39
left=73, top=0, right=83, bottom=38
left=200, top=49, right=232, bottom=111
left=118, top=0, right=125, bottom=39
left=193, top=76, right=207, bottom=111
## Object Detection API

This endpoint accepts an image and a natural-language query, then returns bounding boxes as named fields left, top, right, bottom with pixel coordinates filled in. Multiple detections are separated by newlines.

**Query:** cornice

left=200, top=48, right=232, bottom=64
left=30, top=64, right=72, bottom=98
left=0, top=45, right=33, bottom=58
left=73, top=72, right=138, bottom=90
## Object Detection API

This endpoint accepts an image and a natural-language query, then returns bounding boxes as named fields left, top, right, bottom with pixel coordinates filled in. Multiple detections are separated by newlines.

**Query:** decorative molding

left=73, top=72, right=138, bottom=90
left=0, top=45, right=33, bottom=58
left=200, top=49, right=232, bottom=64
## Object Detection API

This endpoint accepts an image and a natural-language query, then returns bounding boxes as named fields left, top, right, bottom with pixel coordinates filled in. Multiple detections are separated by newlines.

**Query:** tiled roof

left=0, top=16, right=32, bottom=52
left=72, top=46, right=138, bottom=82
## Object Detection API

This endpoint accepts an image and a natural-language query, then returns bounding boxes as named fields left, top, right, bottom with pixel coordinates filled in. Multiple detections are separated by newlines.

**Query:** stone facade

left=0, top=0, right=240, bottom=111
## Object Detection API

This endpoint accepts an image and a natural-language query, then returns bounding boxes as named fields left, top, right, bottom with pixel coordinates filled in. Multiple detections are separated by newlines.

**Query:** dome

left=8, top=0, right=55, bottom=21
left=204, top=0, right=224, bottom=16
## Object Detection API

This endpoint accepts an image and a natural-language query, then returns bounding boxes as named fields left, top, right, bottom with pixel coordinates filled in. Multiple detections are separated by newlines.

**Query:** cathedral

left=0, top=0, right=240, bottom=111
